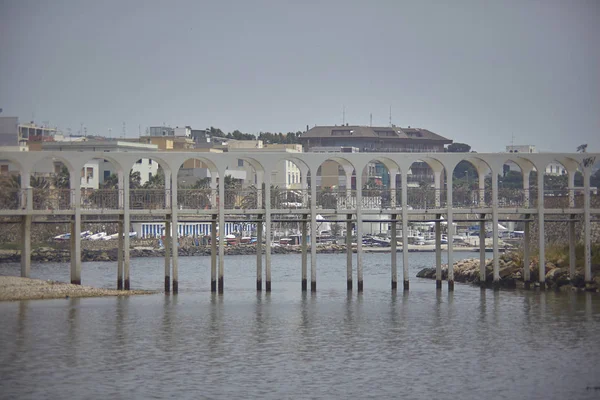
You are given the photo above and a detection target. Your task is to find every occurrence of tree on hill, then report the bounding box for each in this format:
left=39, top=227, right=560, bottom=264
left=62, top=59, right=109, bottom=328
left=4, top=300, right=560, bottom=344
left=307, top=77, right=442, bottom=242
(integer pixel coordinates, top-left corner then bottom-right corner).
left=447, top=143, right=471, bottom=153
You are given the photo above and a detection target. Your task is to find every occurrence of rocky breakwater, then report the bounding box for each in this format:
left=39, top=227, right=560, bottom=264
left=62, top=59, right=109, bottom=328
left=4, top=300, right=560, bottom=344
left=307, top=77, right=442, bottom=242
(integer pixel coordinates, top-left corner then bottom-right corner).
left=417, top=253, right=600, bottom=292
left=0, top=243, right=348, bottom=263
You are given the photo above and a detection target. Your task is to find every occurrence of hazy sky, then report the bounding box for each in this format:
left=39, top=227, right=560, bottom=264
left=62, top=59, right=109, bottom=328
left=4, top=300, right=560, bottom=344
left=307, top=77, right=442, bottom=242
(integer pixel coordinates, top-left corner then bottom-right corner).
left=1, top=0, right=598, bottom=152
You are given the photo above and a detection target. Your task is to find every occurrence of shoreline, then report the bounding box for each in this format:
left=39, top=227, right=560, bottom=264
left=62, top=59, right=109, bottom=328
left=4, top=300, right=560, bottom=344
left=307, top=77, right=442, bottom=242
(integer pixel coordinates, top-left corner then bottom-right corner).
left=0, top=276, right=156, bottom=302
left=0, top=243, right=508, bottom=263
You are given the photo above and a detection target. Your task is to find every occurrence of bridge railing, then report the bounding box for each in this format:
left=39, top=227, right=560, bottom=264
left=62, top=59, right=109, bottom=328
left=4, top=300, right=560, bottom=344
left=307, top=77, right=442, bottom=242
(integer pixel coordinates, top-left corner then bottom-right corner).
left=80, top=189, right=122, bottom=210
left=497, top=188, right=526, bottom=208
left=33, top=189, right=74, bottom=210
left=271, top=189, right=309, bottom=209
left=129, top=189, right=170, bottom=210
left=0, top=188, right=24, bottom=210
left=407, top=187, right=445, bottom=209
left=177, top=188, right=216, bottom=210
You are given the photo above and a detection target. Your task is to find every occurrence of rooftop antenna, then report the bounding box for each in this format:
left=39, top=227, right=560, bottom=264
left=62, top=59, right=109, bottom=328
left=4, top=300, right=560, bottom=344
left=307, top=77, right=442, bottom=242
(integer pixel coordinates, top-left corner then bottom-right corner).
left=138, top=124, right=141, bottom=136
left=370, top=113, right=373, bottom=127
left=511, top=133, right=515, bottom=149
left=389, top=106, right=392, bottom=127
left=108, top=128, right=112, bottom=139
left=122, top=122, right=126, bottom=139
left=342, top=106, right=346, bottom=125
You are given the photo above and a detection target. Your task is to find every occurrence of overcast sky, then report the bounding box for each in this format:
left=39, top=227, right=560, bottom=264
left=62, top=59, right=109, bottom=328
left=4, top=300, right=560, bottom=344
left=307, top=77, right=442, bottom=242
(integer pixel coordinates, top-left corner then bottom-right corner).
left=1, top=0, right=598, bottom=152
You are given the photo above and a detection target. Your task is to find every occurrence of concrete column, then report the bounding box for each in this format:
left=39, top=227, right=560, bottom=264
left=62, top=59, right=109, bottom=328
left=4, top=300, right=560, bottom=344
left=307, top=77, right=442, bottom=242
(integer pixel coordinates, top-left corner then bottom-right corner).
left=492, top=171, right=500, bottom=290
left=401, top=171, right=409, bottom=290
left=210, top=175, right=218, bottom=208
left=434, top=171, right=441, bottom=208
left=164, top=170, right=172, bottom=209
left=256, top=215, right=263, bottom=291
left=537, top=169, right=546, bottom=289
left=211, top=215, right=217, bottom=292
left=346, top=214, right=352, bottom=290
left=479, top=173, right=485, bottom=206
left=446, top=172, right=454, bottom=291
left=479, top=214, right=486, bottom=287
left=256, top=171, right=264, bottom=209
left=391, top=214, right=397, bottom=290
left=117, top=215, right=124, bottom=290
left=70, top=173, right=82, bottom=285
left=264, top=175, right=272, bottom=292
left=218, top=174, right=225, bottom=293
left=171, top=177, right=179, bottom=293
left=355, top=171, right=363, bottom=292
left=164, top=217, right=171, bottom=293
left=117, top=171, right=124, bottom=209
left=20, top=215, right=31, bottom=278
left=435, top=215, right=442, bottom=289
left=583, top=168, right=591, bottom=283
left=123, top=171, right=131, bottom=290
left=310, top=176, right=317, bottom=292
left=523, top=170, right=531, bottom=208
left=568, top=171, right=575, bottom=208
left=389, top=169, right=398, bottom=208
left=301, top=216, right=307, bottom=291
left=20, top=172, right=31, bottom=210
left=569, top=217, right=576, bottom=280
left=523, top=216, right=531, bottom=289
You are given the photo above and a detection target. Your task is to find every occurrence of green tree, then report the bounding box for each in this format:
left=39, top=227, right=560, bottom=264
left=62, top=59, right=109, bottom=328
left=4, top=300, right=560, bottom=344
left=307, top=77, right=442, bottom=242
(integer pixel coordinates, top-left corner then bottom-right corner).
left=447, top=142, right=472, bottom=153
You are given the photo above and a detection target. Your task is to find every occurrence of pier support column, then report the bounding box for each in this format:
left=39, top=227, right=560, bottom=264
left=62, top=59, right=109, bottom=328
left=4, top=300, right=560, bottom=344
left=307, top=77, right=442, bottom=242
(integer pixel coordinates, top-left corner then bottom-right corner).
left=346, top=214, right=352, bottom=290
left=569, top=216, right=576, bottom=280
left=20, top=215, right=31, bottom=278
left=264, top=177, right=272, bottom=293
left=356, top=173, right=364, bottom=292
left=117, top=215, right=124, bottom=290
left=257, top=215, right=263, bottom=291
left=218, top=176, right=225, bottom=294
left=446, top=173, right=455, bottom=292
left=123, top=177, right=131, bottom=290
left=583, top=168, right=591, bottom=284
left=401, top=171, right=409, bottom=290
left=171, top=179, right=179, bottom=294
left=70, top=214, right=82, bottom=285
left=479, top=214, right=486, bottom=288
left=435, top=214, right=442, bottom=289
left=537, top=171, right=546, bottom=290
left=211, top=215, right=217, bottom=292
left=301, top=216, right=307, bottom=291
left=523, top=216, right=531, bottom=289
left=492, top=172, right=500, bottom=291
left=164, top=217, right=171, bottom=293
left=391, top=214, right=397, bottom=290
left=310, top=181, right=317, bottom=292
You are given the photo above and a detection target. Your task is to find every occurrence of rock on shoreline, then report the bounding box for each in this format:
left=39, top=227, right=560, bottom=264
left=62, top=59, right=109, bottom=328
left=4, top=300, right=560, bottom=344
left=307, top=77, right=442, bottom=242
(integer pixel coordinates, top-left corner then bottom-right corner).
left=0, top=276, right=155, bottom=301
left=416, top=254, right=600, bottom=292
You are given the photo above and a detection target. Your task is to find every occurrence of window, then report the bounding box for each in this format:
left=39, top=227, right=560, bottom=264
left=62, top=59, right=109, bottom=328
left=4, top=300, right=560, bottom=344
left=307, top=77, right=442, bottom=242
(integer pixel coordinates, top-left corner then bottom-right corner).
left=0, top=165, right=8, bottom=175
left=238, top=159, right=244, bottom=167
left=149, top=159, right=152, bottom=165
left=149, top=172, right=152, bottom=181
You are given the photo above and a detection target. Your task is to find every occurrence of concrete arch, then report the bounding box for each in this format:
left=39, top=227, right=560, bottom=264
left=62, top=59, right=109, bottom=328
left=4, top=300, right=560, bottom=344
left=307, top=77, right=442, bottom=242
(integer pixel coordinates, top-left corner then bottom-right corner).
left=30, top=154, right=75, bottom=174
left=125, top=155, right=172, bottom=176
left=173, top=156, right=219, bottom=175
left=0, top=154, right=25, bottom=174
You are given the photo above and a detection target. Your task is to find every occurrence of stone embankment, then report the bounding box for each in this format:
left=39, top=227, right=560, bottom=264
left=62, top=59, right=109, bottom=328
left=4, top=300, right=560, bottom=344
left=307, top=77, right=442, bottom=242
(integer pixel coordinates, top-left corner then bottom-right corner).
left=0, top=244, right=349, bottom=263
left=417, top=254, right=600, bottom=292
left=0, top=276, right=154, bottom=301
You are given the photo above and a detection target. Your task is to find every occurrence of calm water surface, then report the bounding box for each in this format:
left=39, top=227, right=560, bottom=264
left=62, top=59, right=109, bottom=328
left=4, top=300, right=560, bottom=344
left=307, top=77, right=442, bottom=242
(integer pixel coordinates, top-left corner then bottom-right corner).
left=1, top=252, right=599, bottom=399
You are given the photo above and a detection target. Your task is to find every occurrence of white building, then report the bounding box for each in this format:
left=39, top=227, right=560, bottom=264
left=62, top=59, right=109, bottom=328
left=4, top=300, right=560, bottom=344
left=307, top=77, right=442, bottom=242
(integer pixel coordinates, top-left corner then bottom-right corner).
left=505, top=145, right=567, bottom=176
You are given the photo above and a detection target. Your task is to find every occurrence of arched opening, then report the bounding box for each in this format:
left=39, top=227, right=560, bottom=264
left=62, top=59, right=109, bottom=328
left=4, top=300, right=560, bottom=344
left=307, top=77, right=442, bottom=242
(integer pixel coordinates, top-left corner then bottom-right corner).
left=451, top=159, right=482, bottom=208
left=315, top=158, right=356, bottom=210
left=269, top=157, right=307, bottom=210
left=541, top=160, right=570, bottom=209
left=80, top=157, right=121, bottom=210
left=359, top=158, right=400, bottom=210
left=222, top=156, right=262, bottom=210
left=30, top=156, right=72, bottom=210
left=0, top=157, right=22, bottom=210
left=406, top=159, right=443, bottom=209
left=128, top=157, right=168, bottom=210
left=177, top=157, right=219, bottom=211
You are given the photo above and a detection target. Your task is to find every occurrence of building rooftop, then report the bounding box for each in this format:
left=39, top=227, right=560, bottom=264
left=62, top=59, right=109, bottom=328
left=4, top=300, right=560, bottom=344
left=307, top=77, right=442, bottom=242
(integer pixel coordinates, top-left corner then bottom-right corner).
left=300, top=125, right=452, bottom=143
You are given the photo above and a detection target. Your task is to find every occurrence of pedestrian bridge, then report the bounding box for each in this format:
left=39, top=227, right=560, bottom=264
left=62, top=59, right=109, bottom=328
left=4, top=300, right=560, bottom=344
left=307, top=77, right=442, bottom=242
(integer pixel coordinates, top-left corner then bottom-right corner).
left=1, top=150, right=597, bottom=293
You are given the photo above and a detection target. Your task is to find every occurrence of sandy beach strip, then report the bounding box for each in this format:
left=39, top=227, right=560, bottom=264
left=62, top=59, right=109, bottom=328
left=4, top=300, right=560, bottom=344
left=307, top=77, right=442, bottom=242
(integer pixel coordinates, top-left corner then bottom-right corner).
left=0, top=276, right=156, bottom=301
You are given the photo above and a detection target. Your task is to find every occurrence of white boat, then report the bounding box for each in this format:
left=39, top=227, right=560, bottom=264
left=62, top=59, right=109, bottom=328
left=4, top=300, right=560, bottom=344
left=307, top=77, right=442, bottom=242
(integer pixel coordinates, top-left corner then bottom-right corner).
left=87, top=232, right=107, bottom=240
